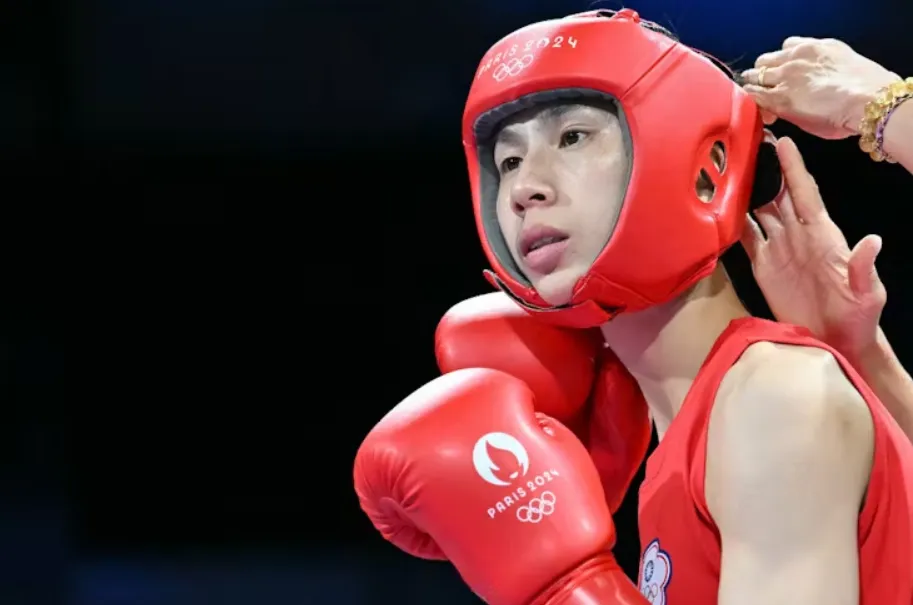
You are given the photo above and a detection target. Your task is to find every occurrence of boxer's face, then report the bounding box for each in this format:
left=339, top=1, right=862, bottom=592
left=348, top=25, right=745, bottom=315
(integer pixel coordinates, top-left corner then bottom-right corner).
left=493, top=102, right=628, bottom=305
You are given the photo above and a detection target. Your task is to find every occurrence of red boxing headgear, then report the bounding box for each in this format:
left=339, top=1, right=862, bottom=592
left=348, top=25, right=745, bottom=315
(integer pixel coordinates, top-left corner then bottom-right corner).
left=463, top=10, right=768, bottom=328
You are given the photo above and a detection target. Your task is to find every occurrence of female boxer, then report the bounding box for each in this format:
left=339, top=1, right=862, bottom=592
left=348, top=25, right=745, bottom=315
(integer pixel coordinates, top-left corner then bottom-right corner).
left=466, top=10, right=913, bottom=604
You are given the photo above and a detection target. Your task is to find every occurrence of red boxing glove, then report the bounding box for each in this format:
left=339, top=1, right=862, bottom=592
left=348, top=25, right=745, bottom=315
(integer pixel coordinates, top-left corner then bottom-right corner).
left=588, top=348, right=653, bottom=513
left=354, top=369, right=647, bottom=605
left=435, top=292, right=602, bottom=426
left=436, top=293, right=651, bottom=513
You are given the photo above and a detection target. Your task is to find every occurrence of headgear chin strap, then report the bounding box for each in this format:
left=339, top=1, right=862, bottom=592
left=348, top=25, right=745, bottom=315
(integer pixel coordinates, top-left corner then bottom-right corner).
left=463, top=9, right=781, bottom=328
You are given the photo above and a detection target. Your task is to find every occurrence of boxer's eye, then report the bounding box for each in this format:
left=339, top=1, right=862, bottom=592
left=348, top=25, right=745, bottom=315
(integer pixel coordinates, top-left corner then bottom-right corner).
left=499, top=157, right=521, bottom=173
left=559, top=130, right=587, bottom=147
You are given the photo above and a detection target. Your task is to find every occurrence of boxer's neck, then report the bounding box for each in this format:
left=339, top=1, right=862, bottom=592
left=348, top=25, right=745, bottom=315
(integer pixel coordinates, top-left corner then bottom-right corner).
left=599, top=266, right=749, bottom=439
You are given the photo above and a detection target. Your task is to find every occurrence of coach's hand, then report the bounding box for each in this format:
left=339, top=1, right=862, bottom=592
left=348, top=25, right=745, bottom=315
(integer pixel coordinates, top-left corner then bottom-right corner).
left=741, top=137, right=886, bottom=363
left=741, top=37, right=899, bottom=139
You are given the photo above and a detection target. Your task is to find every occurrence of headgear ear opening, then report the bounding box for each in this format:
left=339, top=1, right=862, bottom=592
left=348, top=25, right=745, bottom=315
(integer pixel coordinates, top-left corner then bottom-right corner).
left=592, top=9, right=778, bottom=213
left=689, top=41, right=781, bottom=212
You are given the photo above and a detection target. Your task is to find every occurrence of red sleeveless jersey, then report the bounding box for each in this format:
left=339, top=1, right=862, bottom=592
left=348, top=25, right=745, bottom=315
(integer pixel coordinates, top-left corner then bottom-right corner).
left=637, top=317, right=913, bottom=604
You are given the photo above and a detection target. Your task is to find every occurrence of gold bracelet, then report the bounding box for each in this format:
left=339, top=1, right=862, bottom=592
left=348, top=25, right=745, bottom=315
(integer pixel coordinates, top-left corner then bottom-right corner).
left=859, top=77, right=913, bottom=163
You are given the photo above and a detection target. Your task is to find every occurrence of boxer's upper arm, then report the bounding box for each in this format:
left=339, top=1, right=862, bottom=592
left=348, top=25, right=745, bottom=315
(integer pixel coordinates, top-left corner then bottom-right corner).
left=706, top=343, right=873, bottom=605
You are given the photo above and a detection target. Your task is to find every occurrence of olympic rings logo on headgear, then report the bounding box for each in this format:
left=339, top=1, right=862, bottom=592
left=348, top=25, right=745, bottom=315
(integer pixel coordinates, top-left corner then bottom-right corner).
left=516, top=491, right=556, bottom=523
left=492, top=54, right=534, bottom=82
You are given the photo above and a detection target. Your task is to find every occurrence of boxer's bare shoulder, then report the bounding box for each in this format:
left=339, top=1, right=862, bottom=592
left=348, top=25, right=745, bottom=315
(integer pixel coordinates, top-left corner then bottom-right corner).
left=704, top=342, right=874, bottom=604
left=706, top=341, right=873, bottom=530
left=715, top=341, right=874, bottom=443
left=709, top=341, right=874, bottom=477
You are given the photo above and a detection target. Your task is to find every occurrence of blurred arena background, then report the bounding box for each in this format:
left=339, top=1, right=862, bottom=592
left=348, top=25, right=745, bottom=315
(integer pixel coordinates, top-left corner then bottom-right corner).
left=1, top=0, right=910, bottom=603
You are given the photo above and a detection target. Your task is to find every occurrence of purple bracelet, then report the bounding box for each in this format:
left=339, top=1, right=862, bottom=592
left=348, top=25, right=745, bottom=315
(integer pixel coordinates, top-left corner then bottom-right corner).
left=875, top=94, right=912, bottom=162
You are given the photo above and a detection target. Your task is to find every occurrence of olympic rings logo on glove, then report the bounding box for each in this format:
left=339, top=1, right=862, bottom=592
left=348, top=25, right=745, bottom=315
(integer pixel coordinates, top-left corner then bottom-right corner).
left=516, top=491, right=556, bottom=523
left=492, top=55, right=534, bottom=82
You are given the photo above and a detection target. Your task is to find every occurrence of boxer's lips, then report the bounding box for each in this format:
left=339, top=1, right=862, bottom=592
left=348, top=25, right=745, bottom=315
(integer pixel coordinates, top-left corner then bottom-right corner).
left=519, top=226, right=569, bottom=275
left=519, top=226, right=569, bottom=258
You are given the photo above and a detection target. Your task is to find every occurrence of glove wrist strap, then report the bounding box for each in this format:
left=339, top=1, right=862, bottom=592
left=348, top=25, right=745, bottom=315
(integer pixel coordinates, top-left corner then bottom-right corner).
left=529, top=553, right=646, bottom=605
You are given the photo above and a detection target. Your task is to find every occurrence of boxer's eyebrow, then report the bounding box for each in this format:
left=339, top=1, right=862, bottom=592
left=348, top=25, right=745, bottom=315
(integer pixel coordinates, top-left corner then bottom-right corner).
left=495, top=127, right=524, bottom=148
left=542, top=105, right=580, bottom=122
left=494, top=104, right=590, bottom=147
